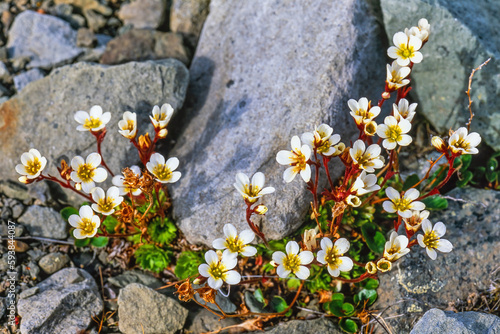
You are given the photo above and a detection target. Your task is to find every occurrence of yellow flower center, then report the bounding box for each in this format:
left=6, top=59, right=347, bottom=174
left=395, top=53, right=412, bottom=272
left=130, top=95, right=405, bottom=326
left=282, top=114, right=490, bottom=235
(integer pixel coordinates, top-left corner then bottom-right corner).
left=98, top=197, right=115, bottom=213
left=423, top=231, right=439, bottom=249
left=283, top=254, right=301, bottom=272
left=386, top=246, right=400, bottom=256
left=152, top=165, right=172, bottom=181
left=243, top=184, right=261, bottom=200
left=125, top=120, right=135, bottom=132
left=154, top=112, right=167, bottom=121
left=225, top=237, right=245, bottom=253
left=84, top=117, right=102, bottom=130
left=77, top=164, right=95, bottom=182
left=208, top=262, right=226, bottom=280
left=392, top=197, right=413, bottom=212
left=325, top=246, right=341, bottom=267
left=79, top=218, right=96, bottom=235
left=386, top=125, right=403, bottom=142
left=397, top=45, right=414, bottom=59
left=292, top=151, right=308, bottom=172
left=25, top=157, right=42, bottom=176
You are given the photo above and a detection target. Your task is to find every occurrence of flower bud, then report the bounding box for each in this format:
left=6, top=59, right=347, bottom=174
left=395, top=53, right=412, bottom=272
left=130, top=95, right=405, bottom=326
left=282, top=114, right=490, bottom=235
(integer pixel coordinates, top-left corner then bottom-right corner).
left=138, top=133, right=152, bottom=151
left=158, top=128, right=168, bottom=138
left=365, top=261, right=377, bottom=274
left=254, top=204, right=268, bottom=215
left=330, top=142, right=346, bottom=157
left=346, top=195, right=361, bottom=207
left=376, top=258, right=392, bottom=272
left=431, top=136, right=447, bottom=153
left=192, top=278, right=201, bottom=285
left=364, top=121, right=377, bottom=136
left=382, top=91, right=391, bottom=100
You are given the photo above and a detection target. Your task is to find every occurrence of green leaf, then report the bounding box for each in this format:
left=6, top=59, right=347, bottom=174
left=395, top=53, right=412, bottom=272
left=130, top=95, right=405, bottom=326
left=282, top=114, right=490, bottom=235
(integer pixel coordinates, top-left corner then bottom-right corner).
left=360, top=223, right=385, bottom=254
left=90, top=236, right=109, bottom=248
left=134, top=244, right=172, bottom=273
left=487, top=157, right=499, bottom=171
left=342, top=302, right=355, bottom=316
left=148, top=217, right=177, bottom=246
left=421, top=195, right=448, bottom=210
left=354, top=289, right=378, bottom=306
left=245, top=291, right=266, bottom=313
left=340, top=318, right=358, bottom=333
left=362, top=278, right=379, bottom=290
left=102, top=215, right=119, bottom=234
left=456, top=170, right=473, bottom=188
left=402, top=174, right=420, bottom=191
left=485, top=171, right=498, bottom=183
left=254, top=289, right=268, bottom=307
left=270, top=296, right=292, bottom=316
left=60, top=207, right=79, bottom=221
left=74, top=237, right=90, bottom=247
left=174, top=251, right=203, bottom=280
left=326, top=293, right=345, bottom=317
left=455, top=154, right=472, bottom=170
left=287, top=278, right=301, bottom=290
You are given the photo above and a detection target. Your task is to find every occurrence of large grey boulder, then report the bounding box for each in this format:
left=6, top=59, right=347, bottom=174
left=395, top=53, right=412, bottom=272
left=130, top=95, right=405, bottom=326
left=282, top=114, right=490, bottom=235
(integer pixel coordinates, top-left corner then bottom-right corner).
left=170, top=0, right=210, bottom=47
left=0, top=59, right=188, bottom=203
left=411, top=308, right=500, bottom=334
left=7, top=11, right=84, bottom=69
left=18, top=268, right=103, bottom=334
left=374, top=188, right=500, bottom=333
left=381, top=0, right=500, bottom=150
left=169, top=0, right=386, bottom=246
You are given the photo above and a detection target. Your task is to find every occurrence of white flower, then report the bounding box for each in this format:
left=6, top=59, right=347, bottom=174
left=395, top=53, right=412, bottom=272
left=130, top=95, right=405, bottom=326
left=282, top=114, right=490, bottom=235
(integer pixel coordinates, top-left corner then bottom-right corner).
left=150, top=103, right=174, bottom=130
left=393, top=99, right=417, bottom=122
left=351, top=170, right=380, bottom=196
left=376, top=258, right=392, bottom=272
left=146, top=153, right=181, bottom=183
left=383, top=187, right=425, bottom=218
left=91, top=186, right=123, bottom=216
left=383, top=231, right=410, bottom=261
left=376, top=116, right=412, bottom=150
left=272, top=241, right=313, bottom=280
left=386, top=61, right=411, bottom=91
left=68, top=205, right=101, bottom=239
left=198, top=250, right=241, bottom=289
left=74, top=105, right=111, bottom=132
left=349, top=140, right=384, bottom=172
left=118, top=111, right=137, bottom=139
left=405, top=18, right=430, bottom=43
left=348, top=97, right=381, bottom=126
left=346, top=194, right=361, bottom=207
left=403, top=210, right=430, bottom=233
left=15, top=148, right=47, bottom=180
left=431, top=136, right=448, bottom=153
left=212, top=223, right=257, bottom=257
left=387, top=31, right=423, bottom=66
left=233, top=172, right=275, bottom=203
left=276, top=136, right=312, bottom=183
left=112, top=165, right=142, bottom=196
left=316, top=238, right=353, bottom=277
left=70, top=153, right=108, bottom=193
left=303, top=227, right=319, bottom=251
left=448, top=127, right=481, bottom=155
left=301, top=124, right=341, bottom=156
left=417, top=220, right=453, bottom=260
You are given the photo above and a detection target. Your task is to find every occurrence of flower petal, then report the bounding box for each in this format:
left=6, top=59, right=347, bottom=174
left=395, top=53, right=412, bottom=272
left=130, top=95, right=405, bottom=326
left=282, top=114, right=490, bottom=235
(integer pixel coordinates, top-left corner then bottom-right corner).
left=338, top=257, right=353, bottom=272
left=276, top=265, right=291, bottom=278
left=239, top=229, right=255, bottom=244
left=212, top=238, right=226, bottom=250
left=198, top=263, right=210, bottom=277
left=298, top=251, right=314, bottom=265
left=208, top=277, right=223, bottom=290
left=224, top=270, right=241, bottom=285
left=320, top=237, right=333, bottom=250
left=436, top=239, right=453, bottom=253
left=86, top=153, right=102, bottom=168
left=295, top=266, right=310, bottom=280
left=272, top=251, right=286, bottom=265
left=204, top=250, right=218, bottom=265
left=251, top=172, right=265, bottom=189
left=334, top=238, right=350, bottom=254
left=223, top=223, right=237, bottom=239
left=286, top=241, right=300, bottom=255
left=283, top=167, right=297, bottom=183
left=426, top=247, right=437, bottom=260
left=433, top=221, right=446, bottom=237
left=240, top=246, right=257, bottom=257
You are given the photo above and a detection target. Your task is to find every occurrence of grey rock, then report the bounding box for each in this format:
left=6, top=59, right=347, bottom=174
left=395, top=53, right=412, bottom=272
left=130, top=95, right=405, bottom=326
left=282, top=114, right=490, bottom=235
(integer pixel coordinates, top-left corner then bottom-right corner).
left=54, top=0, right=112, bottom=17
left=13, top=68, right=45, bottom=92
left=0, top=61, right=10, bottom=82
left=381, top=0, right=500, bottom=150
left=27, top=249, right=47, bottom=262
left=10, top=56, right=30, bottom=72
left=186, top=309, right=240, bottom=333
left=118, top=283, right=188, bottom=334
left=170, top=0, right=210, bottom=48
left=0, top=180, right=30, bottom=200
left=18, top=268, right=103, bottom=334
left=18, top=205, right=67, bottom=239
left=77, top=33, right=112, bottom=62
left=0, top=82, right=9, bottom=97
left=108, top=270, right=164, bottom=289
left=375, top=188, right=500, bottom=333
left=0, top=256, right=8, bottom=272
left=0, top=60, right=189, bottom=204
left=154, top=32, right=191, bottom=65
left=410, top=308, right=500, bottom=334
left=194, top=290, right=237, bottom=314
left=19, top=287, right=40, bottom=300
left=170, top=0, right=386, bottom=246
left=25, top=261, right=40, bottom=280
left=76, top=28, right=97, bottom=48
left=251, top=318, right=341, bottom=333
left=84, top=9, right=107, bottom=32
left=38, top=252, right=70, bottom=274
left=7, top=11, right=83, bottom=69
left=118, top=0, right=167, bottom=30
left=0, top=298, right=5, bottom=320
left=11, top=202, right=24, bottom=218
left=0, top=47, right=7, bottom=61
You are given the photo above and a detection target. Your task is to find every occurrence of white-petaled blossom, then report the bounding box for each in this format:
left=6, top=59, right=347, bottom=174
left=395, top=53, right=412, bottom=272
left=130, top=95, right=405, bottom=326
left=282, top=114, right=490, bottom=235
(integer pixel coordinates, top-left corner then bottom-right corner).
left=387, top=31, right=423, bottom=66
left=301, top=124, right=342, bottom=156
left=146, top=153, right=181, bottom=183
left=212, top=223, right=257, bottom=257
left=383, top=231, right=410, bottom=261
left=431, top=136, right=448, bottom=153
left=276, top=136, right=312, bottom=183
left=346, top=194, right=361, bottom=207
left=349, top=140, right=384, bottom=172
left=91, top=186, right=123, bottom=216
left=405, top=18, right=430, bottom=43
left=376, top=115, right=412, bottom=150
left=348, top=97, right=381, bottom=126
left=383, top=187, right=425, bottom=218
left=386, top=60, right=411, bottom=91
left=448, top=127, right=481, bottom=155
left=150, top=103, right=174, bottom=130
left=68, top=205, right=100, bottom=239
left=376, top=258, right=392, bottom=272
left=272, top=241, right=313, bottom=280
left=15, top=149, right=47, bottom=182
left=233, top=172, right=275, bottom=203
left=118, top=111, right=137, bottom=139
left=303, top=227, right=319, bottom=251
left=403, top=210, right=430, bottom=233
left=112, top=165, right=142, bottom=196
left=316, top=238, right=353, bottom=277
left=393, top=98, right=417, bottom=122
left=70, top=153, right=108, bottom=193
left=74, top=105, right=111, bottom=132
left=351, top=170, right=381, bottom=196
left=198, top=250, right=241, bottom=290
left=417, top=220, right=453, bottom=260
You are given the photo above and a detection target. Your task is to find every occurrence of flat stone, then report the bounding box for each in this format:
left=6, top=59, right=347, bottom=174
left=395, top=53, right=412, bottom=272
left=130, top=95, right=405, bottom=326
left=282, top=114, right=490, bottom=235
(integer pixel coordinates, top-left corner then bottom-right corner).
left=54, top=0, right=112, bottom=16
left=7, top=11, right=83, bottom=69
left=76, top=28, right=97, bottom=48
left=186, top=308, right=240, bottom=333
left=0, top=180, right=29, bottom=200
left=169, top=0, right=386, bottom=246
left=0, top=60, right=189, bottom=204
left=107, top=270, right=164, bottom=289
left=18, top=268, right=103, bottom=334
left=18, top=205, right=68, bottom=239
left=154, top=32, right=191, bottom=65
left=38, top=252, right=70, bottom=274
left=411, top=308, right=500, bottom=334
left=375, top=188, right=500, bottom=333
left=118, top=283, right=188, bottom=334
left=170, top=0, right=210, bottom=47
left=0, top=61, right=10, bottom=82
left=250, top=318, right=341, bottom=333
left=381, top=0, right=500, bottom=150
left=118, top=0, right=167, bottom=30
left=13, top=68, right=45, bottom=92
